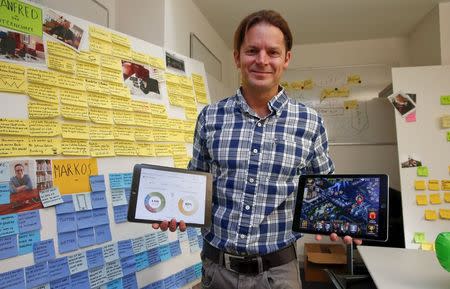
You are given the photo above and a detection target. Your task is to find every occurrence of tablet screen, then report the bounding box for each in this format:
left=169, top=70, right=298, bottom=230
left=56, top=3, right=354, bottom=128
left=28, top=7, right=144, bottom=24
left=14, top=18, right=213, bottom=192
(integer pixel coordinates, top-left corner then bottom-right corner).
left=293, top=174, right=388, bottom=241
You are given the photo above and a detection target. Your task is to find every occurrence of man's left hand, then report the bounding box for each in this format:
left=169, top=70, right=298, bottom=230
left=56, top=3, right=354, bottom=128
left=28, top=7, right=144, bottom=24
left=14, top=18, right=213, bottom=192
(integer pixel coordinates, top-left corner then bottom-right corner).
left=315, top=233, right=362, bottom=245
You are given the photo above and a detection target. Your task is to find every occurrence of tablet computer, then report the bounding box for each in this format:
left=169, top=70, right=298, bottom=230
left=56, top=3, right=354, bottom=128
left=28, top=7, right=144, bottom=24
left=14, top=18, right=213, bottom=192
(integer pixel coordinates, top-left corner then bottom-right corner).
left=293, top=174, right=389, bottom=241
left=127, top=164, right=213, bottom=227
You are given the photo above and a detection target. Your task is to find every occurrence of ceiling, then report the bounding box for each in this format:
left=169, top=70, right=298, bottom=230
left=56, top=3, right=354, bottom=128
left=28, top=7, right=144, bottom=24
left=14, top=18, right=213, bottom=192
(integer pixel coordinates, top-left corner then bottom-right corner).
left=192, top=0, right=449, bottom=49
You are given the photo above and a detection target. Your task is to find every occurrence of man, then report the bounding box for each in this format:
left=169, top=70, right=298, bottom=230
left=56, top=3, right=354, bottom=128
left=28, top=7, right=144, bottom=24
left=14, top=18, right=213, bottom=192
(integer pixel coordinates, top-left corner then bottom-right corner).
left=154, top=10, right=361, bottom=288
left=10, top=163, right=33, bottom=193
left=49, top=20, right=75, bottom=45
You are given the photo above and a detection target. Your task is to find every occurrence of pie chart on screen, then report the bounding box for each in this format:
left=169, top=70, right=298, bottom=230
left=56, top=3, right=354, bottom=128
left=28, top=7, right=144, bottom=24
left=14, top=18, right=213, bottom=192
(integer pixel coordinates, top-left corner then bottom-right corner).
left=145, top=192, right=166, bottom=213
left=178, top=196, right=198, bottom=216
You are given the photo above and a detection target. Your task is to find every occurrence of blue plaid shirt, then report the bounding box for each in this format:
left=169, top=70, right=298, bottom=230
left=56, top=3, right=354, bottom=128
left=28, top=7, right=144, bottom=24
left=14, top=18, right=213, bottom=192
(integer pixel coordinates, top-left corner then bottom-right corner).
left=188, top=88, right=334, bottom=255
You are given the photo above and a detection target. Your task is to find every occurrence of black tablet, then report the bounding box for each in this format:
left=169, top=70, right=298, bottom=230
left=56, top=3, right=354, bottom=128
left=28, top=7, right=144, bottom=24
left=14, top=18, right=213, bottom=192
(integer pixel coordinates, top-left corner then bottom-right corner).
left=127, top=164, right=213, bottom=227
left=293, top=174, right=389, bottom=241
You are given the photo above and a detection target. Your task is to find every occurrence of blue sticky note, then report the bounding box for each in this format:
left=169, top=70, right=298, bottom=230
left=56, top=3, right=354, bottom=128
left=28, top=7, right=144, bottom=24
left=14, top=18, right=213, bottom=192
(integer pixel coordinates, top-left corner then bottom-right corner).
left=147, top=248, right=161, bottom=266
left=122, top=273, right=138, bottom=289
left=92, top=208, right=109, bottom=226
left=0, top=183, right=10, bottom=205
left=55, top=196, right=75, bottom=215
left=70, top=271, right=90, bottom=289
left=90, top=175, right=106, bottom=192
left=18, top=210, right=41, bottom=233
left=197, top=235, right=204, bottom=248
left=0, top=268, right=25, bottom=289
left=95, top=224, right=112, bottom=244
left=33, top=239, right=56, bottom=263
left=86, top=247, right=104, bottom=269
left=123, top=173, right=132, bottom=189
left=120, top=255, right=137, bottom=276
left=0, top=234, right=18, bottom=260
left=184, top=266, right=197, bottom=283
left=174, top=271, right=186, bottom=288
left=113, top=205, right=128, bottom=223
left=48, top=257, right=70, bottom=282
left=194, top=262, right=202, bottom=278
left=25, top=262, right=49, bottom=289
left=56, top=213, right=76, bottom=233
left=134, top=252, right=149, bottom=271
left=77, top=227, right=95, bottom=248
left=49, top=276, right=70, bottom=289
left=118, top=239, right=133, bottom=258
left=156, top=231, right=169, bottom=244
left=109, top=174, right=125, bottom=189
left=158, top=244, right=171, bottom=261
left=91, top=191, right=108, bottom=209
left=58, top=231, right=77, bottom=254
left=76, top=210, right=93, bottom=229
left=169, top=240, right=182, bottom=257
left=163, top=275, right=177, bottom=289
left=18, top=230, right=40, bottom=255
left=186, top=227, right=197, bottom=238
left=106, top=278, right=123, bottom=289
left=143, top=280, right=164, bottom=289
left=0, top=214, right=19, bottom=237
left=124, top=188, right=131, bottom=203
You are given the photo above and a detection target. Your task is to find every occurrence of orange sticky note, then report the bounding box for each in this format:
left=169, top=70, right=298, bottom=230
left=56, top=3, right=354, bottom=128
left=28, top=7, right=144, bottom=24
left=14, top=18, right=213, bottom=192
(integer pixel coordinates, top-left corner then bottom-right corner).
left=428, top=180, right=439, bottom=191
left=429, top=193, right=442, bottom=204
left=416, top=195, right=428, bottom=205
left=424, top=210, right=437, bottom=221
left=52, top=158, right=98, bottom=195
left=415, top=180, right=426, bottom=190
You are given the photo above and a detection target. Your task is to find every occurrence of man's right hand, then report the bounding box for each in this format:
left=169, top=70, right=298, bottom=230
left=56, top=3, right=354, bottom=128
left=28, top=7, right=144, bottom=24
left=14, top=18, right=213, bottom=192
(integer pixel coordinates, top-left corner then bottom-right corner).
left=152, top=218, right=186, bottom=232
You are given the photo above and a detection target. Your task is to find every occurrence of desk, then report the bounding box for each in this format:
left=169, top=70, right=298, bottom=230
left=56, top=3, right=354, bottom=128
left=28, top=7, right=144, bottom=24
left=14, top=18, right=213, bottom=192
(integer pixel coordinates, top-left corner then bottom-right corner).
left=358, top=246, right=450, bottom=289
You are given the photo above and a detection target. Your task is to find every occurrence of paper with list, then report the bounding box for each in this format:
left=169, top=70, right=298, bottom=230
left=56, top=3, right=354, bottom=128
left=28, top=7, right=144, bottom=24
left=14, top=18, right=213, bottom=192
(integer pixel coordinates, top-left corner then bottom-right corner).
left=39, top=187, right=64, bottom=207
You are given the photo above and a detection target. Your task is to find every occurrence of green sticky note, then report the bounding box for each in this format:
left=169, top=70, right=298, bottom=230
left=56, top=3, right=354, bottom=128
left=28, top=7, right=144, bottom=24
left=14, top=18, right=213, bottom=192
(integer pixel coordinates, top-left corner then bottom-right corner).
left=441, top=95, right=450, bottom=105
left=417, top=166, right=429, bottom=177
left=0, top=0, right=43, bottom=37
left=447, top=131, right=450, bottom=142
left=414, top=232, right=426, bottom=243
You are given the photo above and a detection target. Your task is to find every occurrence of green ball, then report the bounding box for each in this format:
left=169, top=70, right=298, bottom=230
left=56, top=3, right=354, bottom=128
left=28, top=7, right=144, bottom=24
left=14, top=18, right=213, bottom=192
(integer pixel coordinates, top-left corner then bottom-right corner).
left=435, top=232, right=450, bottom=272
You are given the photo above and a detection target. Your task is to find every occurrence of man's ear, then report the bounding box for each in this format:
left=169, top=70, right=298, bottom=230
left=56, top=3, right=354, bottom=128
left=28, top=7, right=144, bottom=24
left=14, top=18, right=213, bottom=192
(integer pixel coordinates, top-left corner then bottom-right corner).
left=283, top=50, right=292, bottom=69
left=233, top=50, right=240, bottom=68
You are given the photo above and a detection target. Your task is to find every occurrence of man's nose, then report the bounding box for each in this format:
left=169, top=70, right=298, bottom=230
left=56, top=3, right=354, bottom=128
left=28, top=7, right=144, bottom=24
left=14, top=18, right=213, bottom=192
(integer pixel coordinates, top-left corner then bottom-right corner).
left=255, top=51, right=269, bottom=64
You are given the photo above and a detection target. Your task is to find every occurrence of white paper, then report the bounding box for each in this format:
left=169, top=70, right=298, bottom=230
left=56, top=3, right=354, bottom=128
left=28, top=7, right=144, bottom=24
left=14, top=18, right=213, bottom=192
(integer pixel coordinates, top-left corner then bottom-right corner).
left=72, top=192, right=93, bottom=211
left=39, top=187, right=64, bottom=207
left=111, top=188, right=127, bottom=206
left=68, top=252, right=88, bottom=275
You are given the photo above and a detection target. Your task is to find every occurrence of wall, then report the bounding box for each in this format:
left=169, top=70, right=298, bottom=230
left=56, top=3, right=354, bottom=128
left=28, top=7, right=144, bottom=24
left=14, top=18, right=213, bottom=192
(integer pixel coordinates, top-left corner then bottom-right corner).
left=407, top=5, right=441, bottom=66
left=439, top=2, right=450, bottom=65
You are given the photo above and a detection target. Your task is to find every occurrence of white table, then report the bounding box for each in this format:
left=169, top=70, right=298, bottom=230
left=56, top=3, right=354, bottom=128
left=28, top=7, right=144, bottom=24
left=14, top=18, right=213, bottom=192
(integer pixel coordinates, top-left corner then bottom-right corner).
left=357, top=246, right=450, bottom=289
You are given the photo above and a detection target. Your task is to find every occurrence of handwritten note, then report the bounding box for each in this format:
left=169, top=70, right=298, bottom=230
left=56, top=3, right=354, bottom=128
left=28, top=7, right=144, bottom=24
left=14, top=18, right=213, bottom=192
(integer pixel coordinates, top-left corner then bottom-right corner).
left=40, top=187, right=64, bottom=207
left=111, top=33, right=131, bottom=47
left=0, top=118, right=29, bottom=136
left=416, top=194, right=428, bottom=205
left=60, top=88, right=88, bottom=107
left=0, top=62, right=26, bottom=93
left=100, top=54, right=122, bottom=71
left=29, top=120, right=60, bottom=137
left=114, top=141, right=137, bottom=155
left=90, top=140, right=115, bottom=157
left=29, top=137, right=61, bottom=156
left=48, top=54, right=76, bottom=74
left=89, top=107, right=114, bottom=124
left=47, top=41, right=77, bottom=59
left=27, top=68, right=57, bottom=86
left=87, top=92, right=112, bottom=109
left=27, top=82, right=59, bottom=103
left=68, top=252, right=88, bottom=274
left=28, top=102, right=60, bottom=119
left=414, top=180, right=426, bottom=190
left=90, top=125, right=114, bottom=140
left=429, top=193, right=442, bottom=204
left=33, top=239, right=56, bottom=263
left=112, top=110, right=135, bottom=125
left=90, top=37, right=112, bottom=54
left=113, top=126, right=135, bottom=141
left=61, top=123, right=90, bottom=139
left=424, top=209, right=437, bottom=221
left=52, top=158, right=98, bottom=194
left=61, top=105, right=89, bottom=121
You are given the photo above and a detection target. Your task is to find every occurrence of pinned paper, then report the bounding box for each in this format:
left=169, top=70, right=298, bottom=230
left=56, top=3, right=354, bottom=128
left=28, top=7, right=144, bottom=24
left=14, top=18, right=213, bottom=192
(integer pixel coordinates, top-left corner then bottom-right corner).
left=416, top=194, right=428, bottom=205
left=442, top=180, right=450, bottom=190
left=68, top=252, right=88, bottom=274
left=429, top=193, right=442, bottom=204
left=27, top=83, right=59, bottom=103
left=413, top=232, right=426, bottom=243
left=0, top=234, right=18, bottom=259
left=40, top=187, right=64, bottom=207
left=428, top=180, right=440, bottom=191
left=58, top=231, right=77, bottom=253
left=347, top=75, right=362, bottom=84
left=416, top=166, right=428, bottom=177
left=18, top=210, right=41, bottom=233
left=33, top=239, right=56, bottom=263
left=421, top=242, right=435, bottom=251
left=28, top=102, right=60, bottom=119
left=440, top=95, right=450, bottom=105
left=73, top=193, right=93, bottom=211
left=439, top=209, right=450, bottom=219
left=343, top=100, right=358, bottom=110
left=414, top=180, right=426, bottom=190
left=405, top=111, right=416, bottom=122
left=444, top=192, right=450, bottom=203
left=24, top=262, right=49, bottom=288
left=52, top=158, right=98, bottom=195
left=0, top=62, right=27, bottom=93
left=424, top=209, right=437, bottom=220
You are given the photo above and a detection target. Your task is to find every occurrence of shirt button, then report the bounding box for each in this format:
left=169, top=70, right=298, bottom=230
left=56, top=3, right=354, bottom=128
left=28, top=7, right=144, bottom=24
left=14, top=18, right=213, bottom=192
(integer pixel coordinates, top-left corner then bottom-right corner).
left=248, top=177, right=254, bottom=183
left=245, top=205, right=250, bottom=210
left=240, top=234, right=246, bottom=239
left=257, top=122, right=262, bottom=127
left=252, top=148, right=258, bottom=154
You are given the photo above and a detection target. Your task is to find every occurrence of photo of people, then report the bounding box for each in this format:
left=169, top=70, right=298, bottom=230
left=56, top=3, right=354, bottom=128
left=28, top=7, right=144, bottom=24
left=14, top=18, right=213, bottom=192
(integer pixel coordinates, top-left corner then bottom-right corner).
left=401, top=154, right=423, bottom=168
left=388, top=93, right=416, bottom=116
left=9, top=162, right=33, bottom=193
left=43, top=10, right=84, bottom=50
left=122, top=61, right=160, bottom=96
left=0, top=28, right=45, bottom=64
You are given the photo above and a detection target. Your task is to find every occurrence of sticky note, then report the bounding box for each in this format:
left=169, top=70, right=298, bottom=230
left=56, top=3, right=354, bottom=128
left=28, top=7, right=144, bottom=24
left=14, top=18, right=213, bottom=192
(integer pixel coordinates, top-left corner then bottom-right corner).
left=144, top=233, right=158, bottom=250
left=444, top=192, right=450, bottom=203
left=103, top=243, right=119, bottom=263
left=405, top=111, right=416, bottom=122
left=158, top=244, right=171, bottom=261
left=416, top=194, right=428, bottom=205
left=442, top=180, right=450, bottom=191
left=147, top=280, right=164, bottom=289
left=414, top=180, right=426, bottom=190
left=147, top=248, right=161, bottom=266
left=122, top=273, right=138, bottom=289
left=88, top=266, right=107, bottom=288
left=89, top=175, right=106, bottom=192
left=163, top=275, right=177, bottom=289
left=92, top=208, right=109, bottom=226
left=157, top=231, right=169, bottom=245
left=111, top=33, right=130, bottom=47
left=49, top=276, right=70, bottom=289
left=169, top=240, right=182, bottom=257
left=440, top=95, right=450, bottom=105
left=90, top=140, right=116, bottom=157
left=58, top=231, right=77, bottom=254
left=18, top=230, right=41, bottom=255
left=0, top=183, right=10, bottom=205
left=48, top=257, right=70, bottom=281
left=33, top=239, right=55, bottom=263
left=105, top=260, right=123, bottom=282
left=70, top=271, right=90, bottom=288
left=0, top=268, right=25, bottom=289
left=177, top=229, right=188, bottom=242
left=174, top=271, right=187, bottom=288
left=421, top=242, right=435, bottom=251
left=447, top=131, right=450, bottom=142
left=416, top=166, right=428, bottom=177
left=89, top=107, right=114, bottom=124
left=118, top=239, right=134, bottom=258
left=73, top=193, right=93, bottom=211
left=61, top=139, right=89, bottom=156
left=48, top=54, right=76, bottom=74
left=198, top=235, right=204, bottom=248
left=113, top=205, right=128, bottom=223
left=135, top=252, right=150, bottom=271
left=55, top=196, right=75, bottom=214
left=111, top=188, right=127, bottom=206
left=440, top=209, right=450, bottom=219
left=47, top=41, right=77, bottom=59
left=95, top=224, right=112, bottom=244
left=60, top=88, right=88, bottom=107
left=25, top=262, right=49, bottom=289
left=424, top=209, right=437, bottom=220
left=91, top=191, right=108, bottom=209
left=68, top=252, right=88, bottom=274
left=194, top=262, right=202, bottom=278
left=120, top=255, right=137, bottom=276
left=29, top=120, right=61, bottom=137
left=29, top=137, right=61, bottom=156
left=0, top=214, right=19, bottom=237
left=123, top=173, right=132, bottom=188
left=428, top=180, right=440, bottom=191
left=90, top=124, right=114, bottom=140
left=86, top=247, right=105, bottom=269
left=184, top=266, right=197, bottom=283
left=125, top=188, right=131, bottom=203
left=39, top=187, right=64, bottom=207
left=76, top=210, right=94, bottom=229
left=77, top=227, right=95, bottom=248
left=0, top=234, right=18, bottom=259
left=28, top=102, right=59, bottom=119
left=429, top=193, right=442, bottom=204
left=131, top=236, right=146, bottom=255
left=0, top=62, right=26, bottom=93
left=18, top=210, right=41, bottom=233
left=106, top=278, right=123, bottom=289
left=109, top=173, right=125, bottom=189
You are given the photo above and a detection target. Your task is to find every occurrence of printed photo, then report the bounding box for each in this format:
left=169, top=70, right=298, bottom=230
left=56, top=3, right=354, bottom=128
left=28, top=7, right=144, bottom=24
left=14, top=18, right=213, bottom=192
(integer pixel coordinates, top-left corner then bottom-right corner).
left=43, top=10, right=84, bottom=50
left=166, top=52, right=185, bottom=72
left=122, top=61, right=160, bottom=96
left=388, top=92, right=416, bottom=117
left=400, top=154, right=423, bottom=168
left=0, top=28, right=45, bottom=64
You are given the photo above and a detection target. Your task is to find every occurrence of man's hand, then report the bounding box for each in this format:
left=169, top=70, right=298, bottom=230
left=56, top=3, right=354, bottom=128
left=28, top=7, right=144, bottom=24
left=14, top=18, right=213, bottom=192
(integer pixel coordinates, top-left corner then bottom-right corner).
left=315, top=233, right=362, bottom=245
left=152, top=218, right=187, bottom=232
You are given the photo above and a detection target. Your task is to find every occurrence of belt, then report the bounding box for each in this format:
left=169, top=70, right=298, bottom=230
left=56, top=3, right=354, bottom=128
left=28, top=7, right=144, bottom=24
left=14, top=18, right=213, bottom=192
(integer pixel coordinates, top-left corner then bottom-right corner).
left=202, top=241, right=296, bottom=275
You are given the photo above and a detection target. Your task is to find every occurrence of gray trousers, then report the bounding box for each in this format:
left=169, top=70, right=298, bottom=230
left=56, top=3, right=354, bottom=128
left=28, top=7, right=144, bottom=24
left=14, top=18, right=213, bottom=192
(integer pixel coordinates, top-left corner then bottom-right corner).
left=200, top=252, right=302, bottom=289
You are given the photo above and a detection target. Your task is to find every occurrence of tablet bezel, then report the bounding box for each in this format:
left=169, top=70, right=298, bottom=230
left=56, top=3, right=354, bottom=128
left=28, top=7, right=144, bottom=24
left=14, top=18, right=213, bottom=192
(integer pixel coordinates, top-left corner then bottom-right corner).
left=127, top=164, right=213, bottom=227
left=292, top=174, right=389, bottom=241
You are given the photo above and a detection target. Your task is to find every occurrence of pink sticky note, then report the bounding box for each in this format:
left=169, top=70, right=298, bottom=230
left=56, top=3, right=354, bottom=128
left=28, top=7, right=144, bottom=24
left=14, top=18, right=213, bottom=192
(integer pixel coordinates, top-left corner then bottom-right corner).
left=406, top=111, right=416, bottom=122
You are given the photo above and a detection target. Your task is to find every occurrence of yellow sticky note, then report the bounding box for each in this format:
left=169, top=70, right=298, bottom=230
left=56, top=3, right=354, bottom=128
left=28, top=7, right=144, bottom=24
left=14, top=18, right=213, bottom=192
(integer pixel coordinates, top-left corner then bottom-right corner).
left=195, top=90, right=208, bottom=104
left=89, top=124, right=114, bottom=140
left=113, top=111, right=135, bottom=125
left=421, top=242, right=435, bottom=251
left=134, top=128, right=154, bottom=142
left=415, top=180, right=426, bottom=190
left=111, top=33, right=130, bottom=47
left=344, top=100, right=359, bottom=110
left=131, top=50, right=147, bottom=64
left=113, top=126, right=135, bottom=141
left=0, top=61, right=27, bottom=93
left=52, top=158, right=98, bottom=194
left=87, top=92, right=111, bottom=109
left=168, top=93, right=184, bottom=107
left=413, top=232, right=426, bottom=243
left=439, top=209, right=450, bottom=220
left=151, top=117, right=168, bottom=129
left=442, top=180, right=450, bottom=190
left=89, top=107, right=114, bottom=124
left=131, top=100, right=151, bottom=113
left=29, top=120, right=61, bottom=137
left=61, top=123, right=90, bottom=140
left=0, top=119, right=29, bottom=136
left=60, top=89, right=88, bottom=107
left=153, top=129, right=169, bottom=142
left=85, top=79, right=110, bottom=94
left=46, top=41, right=76, bottom=59
left=61, top=105, right=89, bottom=121
left=56, top=74, right=86, bottom=91
left=167, top=119, right=184, bottom=130
left=444, top=192, right=450, bottom=203
left=134, top=113, right=152, bottom=127
left=90, top=37, right=112, bottom=55
left=109, top=85, right=130, bottom=99
left=416, top=194, right=428, bottom=205
left=47, top=54, right=76, bottom=74
left=149, top=103, right=168, bottom=117
left=28, top=102, right=60, bottom=119
left=167, top=131, right=185, bottom=142
left=440, top=115, right=450, bottom=128
left=428, top=180, right=440, bottom=191
left=171, top=144, right=187, bottom=156
left=29, top=138, right=61, bottom=156
left=76, top=62, right=101, bottom=79
left=77, top=51, right=101, bottom=66
left=184, top=132, right=194, bottom=143
left=347, top=75, right=361, bottom=85
left=136, top=142, right=155, bottom=156
left=112, top=43, right=131, bottom=60
left=110, top=95, right=132, bottom=111
left=100, top=54, right=122, bottom=71
left=27, top=68, right=57, bottom=86
left=60, top=139, right=90, bottom=156
left=89, top=140, right=115, bottom=157
left=424, top=209, right=437, bottom=221
left=148, top=56, right=165, bottom=69
left=114, top=140, right=137, bottom=155
left=429, top=193, right=442, bottom=204
left=0, top=136, right=29, bottom=156
left=173, top=155, right=191, bottom=169
left=100, top=67, right=123, bottom=83
left=183, top=120, right=196, bottom=132
left=89, top=26, right=112, bottom=42
left=154, top=144, right=172, bottom=156
left=27, top=83, right=59, bottom=104
left=185, top=107, right=198, bottom=120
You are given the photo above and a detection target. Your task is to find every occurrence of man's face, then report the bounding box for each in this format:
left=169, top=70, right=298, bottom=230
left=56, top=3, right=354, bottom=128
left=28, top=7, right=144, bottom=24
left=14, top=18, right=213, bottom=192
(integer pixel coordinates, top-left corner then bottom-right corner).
left=15, top=165, right=24, bottom=179
left=234, top=23, right=291, bottom=94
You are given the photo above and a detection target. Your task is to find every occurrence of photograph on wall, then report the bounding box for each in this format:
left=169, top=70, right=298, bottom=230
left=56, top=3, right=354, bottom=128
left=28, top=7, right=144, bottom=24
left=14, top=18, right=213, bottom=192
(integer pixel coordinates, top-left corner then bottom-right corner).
left=388, top=92, right=416, bottom=117
left=400, top=154, right=423, bottom=168
left=122, top=60, right=160, bottom=96
left=166, top=52, right=185, bottom=72
left=43, top=10, right=84, bottom=50
left=0, top=28, right=45, bottom=64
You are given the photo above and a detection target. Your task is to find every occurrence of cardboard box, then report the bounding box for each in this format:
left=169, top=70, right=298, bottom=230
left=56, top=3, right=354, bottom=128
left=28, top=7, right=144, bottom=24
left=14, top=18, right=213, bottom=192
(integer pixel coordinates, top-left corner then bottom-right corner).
left=303, top=243, right=348, bottom=282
